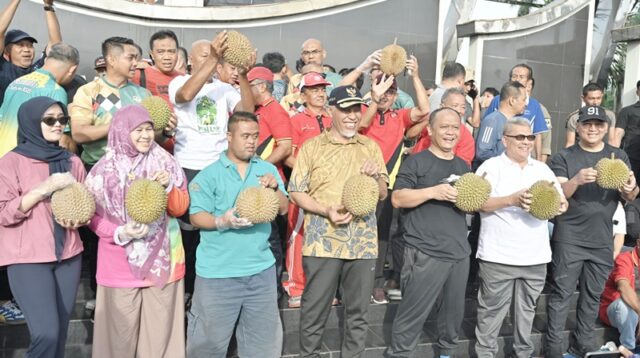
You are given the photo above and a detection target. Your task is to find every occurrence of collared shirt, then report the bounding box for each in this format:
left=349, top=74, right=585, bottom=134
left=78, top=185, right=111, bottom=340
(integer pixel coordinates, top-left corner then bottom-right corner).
left=70, top=77, right=151, bottom=165
left=290, top=107, right=332, bottom=155
left=288, top=131, right=388, bottom=259
left=476, top=153, right=562, bottom=266
left=0, top=68, right=67, bottom=156
left=599, top=249, right=639, bottom=325
left=189, top=151, right=287, bottom=278
left=360, top=106, right=412, bottom=188
left=0, top=152, right=85, bottom=266
left=168, top=75, right=240, bottom=170
left=484, top=95, right=548, bottom=134
left=255, top=97, right=292, bottom=180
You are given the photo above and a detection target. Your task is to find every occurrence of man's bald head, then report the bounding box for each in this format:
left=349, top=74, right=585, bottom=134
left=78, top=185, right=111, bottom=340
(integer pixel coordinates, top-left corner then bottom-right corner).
left=301, top=63, right=323, bottom=74
left=190, top=39, right=211, bottom=73
left=301, top=38, right=326, bottom=66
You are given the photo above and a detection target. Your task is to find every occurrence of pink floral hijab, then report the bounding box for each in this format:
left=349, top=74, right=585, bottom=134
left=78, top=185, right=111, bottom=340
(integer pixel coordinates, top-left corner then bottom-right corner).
left=85, top=104, right=185, bottom=287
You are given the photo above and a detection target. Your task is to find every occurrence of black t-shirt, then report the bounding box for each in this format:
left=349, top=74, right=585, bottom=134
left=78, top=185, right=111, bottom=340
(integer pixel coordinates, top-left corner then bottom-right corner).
left=616, top=102, right=640, bottom=161
left=393, top=150, right=471, bottom=261
left=549, top=144, right=630, bottom=248
left=0, top=53, right=45, bottom=106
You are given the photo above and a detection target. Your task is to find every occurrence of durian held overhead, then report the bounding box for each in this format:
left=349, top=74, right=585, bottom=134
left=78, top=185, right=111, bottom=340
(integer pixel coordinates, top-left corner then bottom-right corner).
left=527, top=180, right=561, bottom=220
left=140, top=96, right=172, bottom=131
left=595, top=153, right=629, bottom=189
left=223, top=30, right=254, bottom=68
left=125, top=179, right=168, bottom=224
left=235, top=186, right=280, bottom=224
left=379, top=38, right=407, bottom=76
left=454, top=173, right=491, bottom=212
left=51, top=183, right=96, bottom=224
left=342, top=174, right=379, bottom=217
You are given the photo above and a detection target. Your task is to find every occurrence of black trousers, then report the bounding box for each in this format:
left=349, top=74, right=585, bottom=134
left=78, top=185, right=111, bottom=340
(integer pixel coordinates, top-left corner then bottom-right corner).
left=300, top=256, right=375, bottom=358
left=374, top=191, right=394, bottom=288
left=545, top=242, right=613, bottom=357
left=181, top=167, right=201, bottom=296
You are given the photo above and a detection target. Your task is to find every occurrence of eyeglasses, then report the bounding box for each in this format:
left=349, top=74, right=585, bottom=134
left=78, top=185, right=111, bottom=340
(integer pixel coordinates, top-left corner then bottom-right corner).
left=42, top=116, right=70, bottom=126
left=504, top=134, right=535, bottom=142
left=301, top=49, right=322, bottom=57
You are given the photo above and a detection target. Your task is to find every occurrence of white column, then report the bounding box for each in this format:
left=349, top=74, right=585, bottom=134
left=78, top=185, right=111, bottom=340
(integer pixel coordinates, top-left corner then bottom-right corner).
left=622, top=41, right=640, bottom=107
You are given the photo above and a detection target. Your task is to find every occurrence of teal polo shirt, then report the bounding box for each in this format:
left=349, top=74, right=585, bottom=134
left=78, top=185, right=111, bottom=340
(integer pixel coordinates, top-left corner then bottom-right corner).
left=189, top=151, right=287, bottom=278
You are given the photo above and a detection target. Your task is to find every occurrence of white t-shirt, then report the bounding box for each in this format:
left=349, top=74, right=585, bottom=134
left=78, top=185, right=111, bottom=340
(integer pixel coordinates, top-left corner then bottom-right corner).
left=476, top=153, right=564, bottom=266
left=168, top=75, right=241, bottom=170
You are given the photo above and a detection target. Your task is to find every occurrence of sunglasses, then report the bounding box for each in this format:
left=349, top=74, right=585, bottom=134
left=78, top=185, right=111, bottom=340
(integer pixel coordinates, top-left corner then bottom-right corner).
left=504, top=134, right=535, bottom=142
left=42, top=115, right=70, bottom=126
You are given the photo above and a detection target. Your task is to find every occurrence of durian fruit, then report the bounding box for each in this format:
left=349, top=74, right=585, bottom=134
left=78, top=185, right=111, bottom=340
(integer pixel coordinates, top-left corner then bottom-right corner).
left=528, top=180, right=561, bottom=220
left=140, top=96, right=172, bottom=131
left=454, top=173, right=491, bottom=212
left=341, top=174, right=379, bottom=217
left=223, top=30, right=253, bottom=68
left=595, top=153, right=629, bottom=189
left=235, top=186, right=280, bottom=224
left=51, top=183, right=96, bottom=223
left=380, top=43, right=407, bottom=76
left=125, top=179, right=168, bottom=224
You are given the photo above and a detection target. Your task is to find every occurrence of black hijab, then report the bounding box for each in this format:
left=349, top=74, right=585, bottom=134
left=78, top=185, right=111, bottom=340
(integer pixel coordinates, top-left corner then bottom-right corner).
left=13, top=96, right=72, bottom=261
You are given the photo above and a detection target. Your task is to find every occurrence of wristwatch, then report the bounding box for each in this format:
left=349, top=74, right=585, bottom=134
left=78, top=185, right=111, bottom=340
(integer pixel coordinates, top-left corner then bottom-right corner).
left=44, top=5, right=55, bottom=12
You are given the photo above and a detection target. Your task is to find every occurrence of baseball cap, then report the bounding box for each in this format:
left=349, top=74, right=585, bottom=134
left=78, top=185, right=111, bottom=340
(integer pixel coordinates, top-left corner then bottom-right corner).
left=328, top=85, right=365, bottom=109
left=374, top=74, right=398, bottom=91
left=94, top=56, right=106, bottom=70
left=299, top=72, right=331, bottom=90
left=4, top=29, right=37, bottom=45
left=247, top=66, right=273, bottom=82
left=577, top=105, right=609, bottom=124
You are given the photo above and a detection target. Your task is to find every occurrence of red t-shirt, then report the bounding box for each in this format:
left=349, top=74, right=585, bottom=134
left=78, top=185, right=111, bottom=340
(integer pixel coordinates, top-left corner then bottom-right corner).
left=255, top=97, right=292, bottom=179
left=599, top=250, right=638, bottom=325
left=361, top=106, right=412, bottom=164
left=290, top=108, right=332, bottom=156
left=132, top=67, right=180, bottom=153
left=412, top=124, right=476, bottom=167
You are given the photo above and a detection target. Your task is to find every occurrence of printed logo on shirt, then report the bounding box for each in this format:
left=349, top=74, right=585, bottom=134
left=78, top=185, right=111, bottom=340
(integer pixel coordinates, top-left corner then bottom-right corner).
left=196, top=96, right=222, bottom=134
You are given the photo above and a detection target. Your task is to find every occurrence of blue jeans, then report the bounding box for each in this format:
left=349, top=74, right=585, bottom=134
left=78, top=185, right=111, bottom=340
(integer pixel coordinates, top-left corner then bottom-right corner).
left=186, top=265, right=282, bottom=358
left=607, top=297, right=639, bottom=349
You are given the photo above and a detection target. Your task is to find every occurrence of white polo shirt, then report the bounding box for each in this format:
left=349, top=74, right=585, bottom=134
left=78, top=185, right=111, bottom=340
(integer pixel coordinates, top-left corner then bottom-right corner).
left=476, top=153, right=564, bottom=266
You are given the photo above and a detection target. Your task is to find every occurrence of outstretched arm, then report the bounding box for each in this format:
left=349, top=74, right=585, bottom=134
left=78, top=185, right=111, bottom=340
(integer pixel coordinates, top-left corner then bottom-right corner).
left=0, top=0, right=21, bottom=55
left=44, top=0, right=61, bottom=54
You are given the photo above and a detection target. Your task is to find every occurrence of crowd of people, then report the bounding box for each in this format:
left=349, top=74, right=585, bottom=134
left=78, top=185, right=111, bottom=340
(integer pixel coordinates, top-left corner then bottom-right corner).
left=3, top=1, right=640, bottom=358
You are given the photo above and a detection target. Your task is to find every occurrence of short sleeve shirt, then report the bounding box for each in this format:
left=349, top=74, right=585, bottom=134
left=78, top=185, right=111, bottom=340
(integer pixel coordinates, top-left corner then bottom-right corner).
left=394, top=150, right=471, bottom=261
left=288, top=131, right=388, bottom=259
left=188, top=152, right=287, bottom=278
left=70, top=78, right=151, bottom=165
left=484, top=95, right=548, bottom=134
left=549, top=144, right=630, bottom=248
left=476, top=153, right=561, bottom=265
left=132, top=66, right=180, bottom=105
left=168, top=75, right=241, bottom=170
left=0, top=54, right=45, bottom=106
left=290, top=108, right=332, bottom=155
left=0, top=68, right=67, bottom=156
left=616, top=102, right=640, bottom=160
left=599, top=250, right=638, bottom=325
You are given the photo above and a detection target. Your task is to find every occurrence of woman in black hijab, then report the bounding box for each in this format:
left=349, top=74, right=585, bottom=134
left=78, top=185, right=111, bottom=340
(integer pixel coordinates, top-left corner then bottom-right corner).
left=0, top=96, right=87, bottom=357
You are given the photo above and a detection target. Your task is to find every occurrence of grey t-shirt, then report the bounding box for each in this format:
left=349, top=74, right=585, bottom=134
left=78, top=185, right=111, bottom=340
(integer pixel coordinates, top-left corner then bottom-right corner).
left=394, top=150, right=471, bottom=261
left=549, top=144, right=630, bottom=248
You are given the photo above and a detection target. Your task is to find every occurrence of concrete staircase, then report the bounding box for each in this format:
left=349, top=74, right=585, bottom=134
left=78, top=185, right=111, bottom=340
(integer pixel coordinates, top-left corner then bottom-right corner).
left=0, top=270, right=621, bottom=357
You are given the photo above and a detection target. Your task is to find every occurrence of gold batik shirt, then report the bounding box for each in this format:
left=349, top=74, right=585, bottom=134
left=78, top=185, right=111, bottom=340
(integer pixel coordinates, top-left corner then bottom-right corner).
left=288, top=130, right=388, bottom=259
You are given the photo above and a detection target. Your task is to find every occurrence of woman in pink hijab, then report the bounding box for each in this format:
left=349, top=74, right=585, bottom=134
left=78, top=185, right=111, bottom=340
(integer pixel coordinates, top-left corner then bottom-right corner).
left=85, top=104, right=189, bottom=358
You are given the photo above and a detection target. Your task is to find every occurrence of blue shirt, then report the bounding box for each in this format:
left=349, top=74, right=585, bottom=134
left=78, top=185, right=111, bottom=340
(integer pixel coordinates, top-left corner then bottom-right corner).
left=476, top=110, right=508, bottom=163
left=189, top=151, right=287, bottom=278
left=484, top=95, right=548, bottom=134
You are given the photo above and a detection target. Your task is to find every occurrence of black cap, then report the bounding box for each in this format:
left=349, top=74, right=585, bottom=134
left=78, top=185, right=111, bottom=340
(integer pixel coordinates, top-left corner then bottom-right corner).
left=4, top=29, right=37, bottom=45
left=577, top=105, right=609, bottom=124
left=94, top=56, right=106, bottom=70
left=328, top=85, right=365, bottom=109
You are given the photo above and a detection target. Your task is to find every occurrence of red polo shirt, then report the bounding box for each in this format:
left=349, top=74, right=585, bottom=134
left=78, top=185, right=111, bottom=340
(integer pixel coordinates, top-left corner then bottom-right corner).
left=290, top=107, right=332, bottom=156
left=412, top=125, right=476, bottom=167
left=255, top=97, right=292, bottom=179
left=599, top=249, right=639, bottom=326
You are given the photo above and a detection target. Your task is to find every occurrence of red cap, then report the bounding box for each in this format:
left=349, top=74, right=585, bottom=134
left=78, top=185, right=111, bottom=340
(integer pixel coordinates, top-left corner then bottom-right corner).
left=299, top=72, right=331, bottom=89
left=247, top=66, right=273, bottom=82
